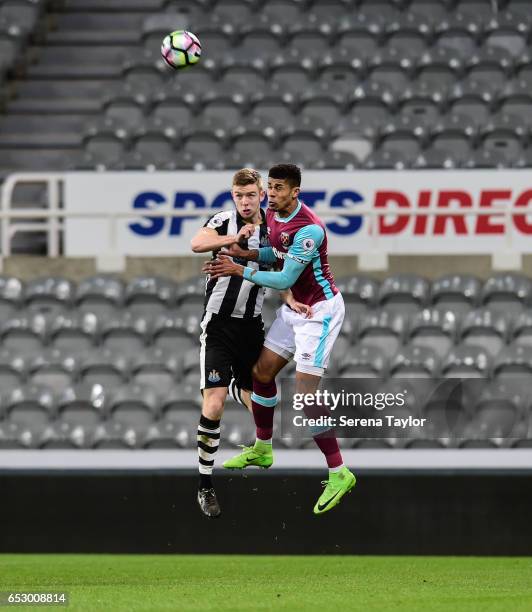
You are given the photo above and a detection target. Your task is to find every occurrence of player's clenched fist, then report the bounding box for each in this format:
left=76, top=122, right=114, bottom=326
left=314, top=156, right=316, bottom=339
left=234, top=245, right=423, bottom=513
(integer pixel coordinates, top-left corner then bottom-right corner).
left=236, top=224, right=256, bottom=244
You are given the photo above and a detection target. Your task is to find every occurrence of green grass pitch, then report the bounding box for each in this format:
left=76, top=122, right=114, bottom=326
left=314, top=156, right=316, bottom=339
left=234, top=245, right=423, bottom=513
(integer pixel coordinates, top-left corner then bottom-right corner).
left=1, top=555, right=531, bottom=611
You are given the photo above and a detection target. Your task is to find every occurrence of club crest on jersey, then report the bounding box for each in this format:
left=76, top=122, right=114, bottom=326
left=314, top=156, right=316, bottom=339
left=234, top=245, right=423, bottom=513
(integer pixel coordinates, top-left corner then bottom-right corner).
left=208, top=370, right=221, bottom=383
left=209, top=216, right=223, bottom=228
left=280, top=232, right=290, bottom=247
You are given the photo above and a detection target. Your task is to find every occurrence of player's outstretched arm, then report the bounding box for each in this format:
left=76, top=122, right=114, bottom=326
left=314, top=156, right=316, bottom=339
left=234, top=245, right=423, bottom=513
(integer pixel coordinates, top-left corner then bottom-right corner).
left=203, top=255, right=306, bottom=291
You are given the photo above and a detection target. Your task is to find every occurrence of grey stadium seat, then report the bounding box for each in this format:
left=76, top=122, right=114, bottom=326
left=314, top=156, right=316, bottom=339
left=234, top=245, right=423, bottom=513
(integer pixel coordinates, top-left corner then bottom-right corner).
left=5, top=384, right=55, bottom=431
left=389, top=345, right=440, bottom=378
left=49, top=311, right=99, bottom=353
left=0, top=349, right=27, bottom=392
left=24, top=276, right=75, bottom=313
left=57, top=383, right=107, bottom=428
left=151, top=314, right=196, bottom=353
left=378, top=274, right=430, bottom=315
left=28, top=348, right=79, bottom=394
left=356, top=309, right=407, bottom=356
left=509, top=311, right=532, bottom=348
left=480, top=273, right=532, bottom=314
left=337, top=345, right=388, bottom=378
left=100, top=313, right=150, bottom=352
left=1, top=311, right=50, bottom=355
left=458, top=308, right=509, bottom=357
left=493, top=344, right=532, bottom=382
left=75, top=274, right=124, bottom=317
left=464, top=380, right=526, bottom=442
left=125, top=276, right=177, bottom=317
left=144, top=420, right=191, bottom=449
left=441, top=345, right=492, bottom=378
left=130, top=347, right=181, bottom=395
left=0, top=275, right=24, bottom=320
left=406, top=308, right=457, bottom=359
left=108, top=383, right=159, bottom=429
left=335, top=275, right=380, bottom=315
left=431, top=274, right=481, bottom=316
left=79, top=348, right=129, bottom=389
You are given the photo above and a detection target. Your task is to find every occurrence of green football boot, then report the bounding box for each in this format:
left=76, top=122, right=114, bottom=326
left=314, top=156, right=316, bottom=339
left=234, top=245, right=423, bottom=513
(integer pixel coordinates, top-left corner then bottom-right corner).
left=223, top=441, right=273, bottom=470
left=313, top=467, right=356, bottom=515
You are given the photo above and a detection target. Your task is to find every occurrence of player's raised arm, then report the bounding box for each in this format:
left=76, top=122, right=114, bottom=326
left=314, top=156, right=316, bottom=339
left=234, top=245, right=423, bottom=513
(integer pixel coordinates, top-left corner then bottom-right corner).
left=191, top=216, right=255, bottom=253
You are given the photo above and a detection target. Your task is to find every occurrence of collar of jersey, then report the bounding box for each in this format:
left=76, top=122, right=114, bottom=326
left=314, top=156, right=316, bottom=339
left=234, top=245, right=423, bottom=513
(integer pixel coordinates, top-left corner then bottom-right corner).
left=275, top=200, right=301, bottom=223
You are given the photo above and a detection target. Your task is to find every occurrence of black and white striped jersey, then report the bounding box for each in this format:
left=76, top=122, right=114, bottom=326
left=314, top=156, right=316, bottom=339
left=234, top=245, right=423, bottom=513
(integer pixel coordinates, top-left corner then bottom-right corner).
left=202, top=208, right=270, bottom=319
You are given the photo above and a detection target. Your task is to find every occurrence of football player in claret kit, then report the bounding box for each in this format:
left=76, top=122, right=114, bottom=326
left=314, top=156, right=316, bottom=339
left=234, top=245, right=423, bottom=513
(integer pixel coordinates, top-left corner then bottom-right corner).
left=190, top=168, right=311, bottom=519
left=204, top=164, right=356, bottom=515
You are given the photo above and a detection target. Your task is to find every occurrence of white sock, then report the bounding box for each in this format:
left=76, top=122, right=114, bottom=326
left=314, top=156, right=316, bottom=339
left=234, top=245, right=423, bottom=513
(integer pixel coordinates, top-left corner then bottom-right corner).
left=329, top=464, right=344, bottom=475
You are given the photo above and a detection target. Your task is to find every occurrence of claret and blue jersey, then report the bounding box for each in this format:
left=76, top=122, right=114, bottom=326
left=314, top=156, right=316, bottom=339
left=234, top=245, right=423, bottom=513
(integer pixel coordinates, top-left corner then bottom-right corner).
left=242, top=200, right=339, bottom=307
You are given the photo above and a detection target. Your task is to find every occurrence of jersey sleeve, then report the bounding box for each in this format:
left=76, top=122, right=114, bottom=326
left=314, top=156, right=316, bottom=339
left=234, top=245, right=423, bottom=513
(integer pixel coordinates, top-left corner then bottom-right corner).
left=286, top=224, right=324, bottom=264
left=203, top=213, right=228, bottom=235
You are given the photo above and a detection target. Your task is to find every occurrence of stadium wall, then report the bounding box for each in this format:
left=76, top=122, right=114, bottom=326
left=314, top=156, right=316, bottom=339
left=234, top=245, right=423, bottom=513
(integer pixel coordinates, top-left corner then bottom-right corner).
left=7, top=254, right=532, bottom=282
left=2, top=472, right=532, bottom=556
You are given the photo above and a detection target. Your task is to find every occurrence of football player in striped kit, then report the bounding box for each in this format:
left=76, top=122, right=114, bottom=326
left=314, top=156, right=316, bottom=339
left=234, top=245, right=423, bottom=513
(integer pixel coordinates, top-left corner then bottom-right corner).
left=191, top=168, right=310, bottom=518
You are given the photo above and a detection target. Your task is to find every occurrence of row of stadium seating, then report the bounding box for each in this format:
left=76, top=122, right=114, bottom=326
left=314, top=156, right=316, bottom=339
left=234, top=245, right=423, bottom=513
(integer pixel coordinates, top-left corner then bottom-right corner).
left=0, top=338, right=531, bottom=387
left=0, top=272, right=531, bottom=449
left=1, top=0, right=532, bottom=173
left=1, top=375, right=531, bottom=449
left=0, top=272, right=531, bottom=311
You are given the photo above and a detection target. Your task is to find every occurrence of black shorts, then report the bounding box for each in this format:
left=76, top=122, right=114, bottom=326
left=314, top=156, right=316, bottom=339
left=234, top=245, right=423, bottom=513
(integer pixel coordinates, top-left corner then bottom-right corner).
left=200, top=312, right=265, bottom=391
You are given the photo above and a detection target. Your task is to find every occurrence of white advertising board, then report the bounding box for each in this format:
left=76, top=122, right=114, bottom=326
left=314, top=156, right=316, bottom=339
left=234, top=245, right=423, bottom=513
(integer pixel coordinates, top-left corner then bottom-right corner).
left=63, top=170, right=532, bottom=256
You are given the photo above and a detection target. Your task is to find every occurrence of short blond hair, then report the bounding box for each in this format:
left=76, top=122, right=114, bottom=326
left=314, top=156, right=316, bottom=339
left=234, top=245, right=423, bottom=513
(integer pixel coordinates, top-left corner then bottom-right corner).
left=232, top=168, right=263, bottom=191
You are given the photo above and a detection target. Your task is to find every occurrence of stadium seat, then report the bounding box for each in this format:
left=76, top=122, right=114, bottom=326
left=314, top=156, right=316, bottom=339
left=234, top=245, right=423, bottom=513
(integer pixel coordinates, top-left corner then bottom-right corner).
left=1, top=311, right=50, bottom=355
left=389, top=345, right=440, bottom=378
left=509, top=311, right=532, bottom=348
left=356, top=309, right=407, bottom=355
left=431, top=274, right=481, bottom=315
left=130, top=347, right=181, bottom=395
left=75, top=274, right=124, bottom=317
left=151, top=313, right=196, bottom=353
left=79, top=348, right=129, bottom=389
left=458, top=307, right=509, bottom=356
left=378, top=274, right=430, bottom=315
left=480, top=273, right=532, bottom=314
left=5, top=384, right=55, bottom=430
left=125, top=276, right=177, bottom=317
left=0, top=349, right=26, bottom=392
left=100, top=313, right=150, bottom=352
left=56, top=383, right=107, bottom=427
left=335, top=275, right=380, bottom=314
left=441, top=345, right=491, bottom=378
left=0, top=275, right=24, bottom=320
left=337, top=344, right=388, bottom=378
left=406, top=308, right=457, bottom=358
left=24, top=276, right=75, bottom=313
left=28, top=348, right=79, bottom=394
left=49, top=311, right=99, bottom=352
left=108, top=383, right=159, bottom=428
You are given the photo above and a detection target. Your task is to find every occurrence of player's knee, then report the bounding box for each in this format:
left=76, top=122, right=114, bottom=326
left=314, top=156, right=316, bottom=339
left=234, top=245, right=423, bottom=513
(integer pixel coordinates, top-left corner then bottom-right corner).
left=252, top=362, right=273, bottom=385
left=202, top=391, right=225, bottom=420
